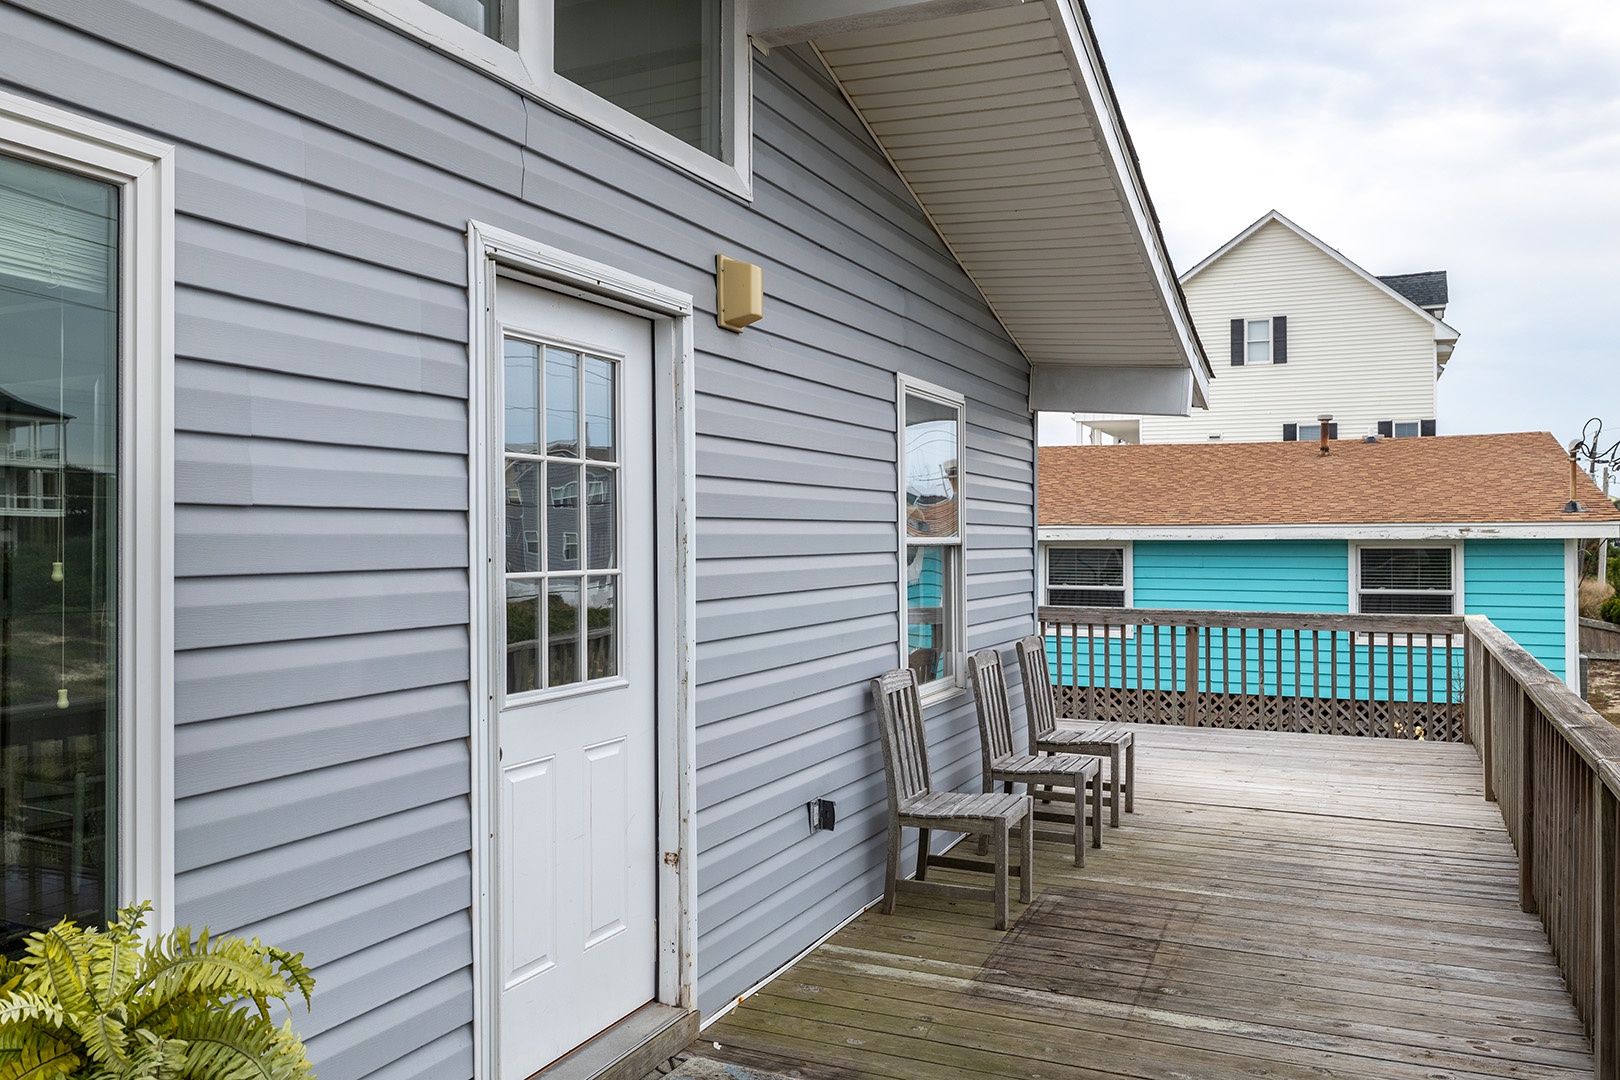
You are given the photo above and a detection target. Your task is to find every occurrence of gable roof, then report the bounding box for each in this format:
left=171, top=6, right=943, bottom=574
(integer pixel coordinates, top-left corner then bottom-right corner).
left=1378, top=271, right=1449, bottom=310
left=767, top=2, right=1212, bottom=415
left=1181, top=210, right=1460, bottom=348
left=1039, top=433, right=1620, bottom=540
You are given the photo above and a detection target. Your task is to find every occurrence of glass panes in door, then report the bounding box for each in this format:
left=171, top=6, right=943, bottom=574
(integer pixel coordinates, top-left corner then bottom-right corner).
left=0, top=152, right=119, bottom=955
left=503, top=339, right=620, bottom=695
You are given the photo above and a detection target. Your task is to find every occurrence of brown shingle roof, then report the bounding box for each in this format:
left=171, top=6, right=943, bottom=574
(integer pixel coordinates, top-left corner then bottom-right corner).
left=1040, top=433, right=1620, bottom=528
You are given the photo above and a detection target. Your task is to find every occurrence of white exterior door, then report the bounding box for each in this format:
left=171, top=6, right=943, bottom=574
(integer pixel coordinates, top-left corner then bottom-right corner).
left=492, top=281, right=658, bottom=1077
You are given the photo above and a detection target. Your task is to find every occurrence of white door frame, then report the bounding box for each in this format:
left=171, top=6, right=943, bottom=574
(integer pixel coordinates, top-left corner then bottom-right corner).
left=467, top=221, right=697, bottom=1079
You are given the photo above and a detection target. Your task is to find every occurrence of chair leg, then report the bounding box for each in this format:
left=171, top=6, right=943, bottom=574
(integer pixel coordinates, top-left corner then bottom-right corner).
left=978, top=779, right=992, bottom=856
left=1125, top=740, right=1136, bottom=813
left=993, top=822, right=1009, bottom=931
left=883, top=820, right=901, bottom=915
left=916, top=827, right=931, bottom=880
left=1072, top=773, right=1085, bottom=867
left=1109, top=746, right=1122, bottom=828
left=1019, top=803, right=1034, bottom=904
left=1091, top=771, right=1103, bottom=849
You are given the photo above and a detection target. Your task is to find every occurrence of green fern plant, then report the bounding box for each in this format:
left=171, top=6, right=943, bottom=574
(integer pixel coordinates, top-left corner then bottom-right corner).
left=0, top=903, right=315, bottom=1080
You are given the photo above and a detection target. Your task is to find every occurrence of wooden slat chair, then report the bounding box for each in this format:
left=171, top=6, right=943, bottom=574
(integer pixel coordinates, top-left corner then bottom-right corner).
left=871, top=668, right=1033, bottom=930
left=1015, top=634, right=1136, bottom=827
left=968, top=647, right=1102, bottom=865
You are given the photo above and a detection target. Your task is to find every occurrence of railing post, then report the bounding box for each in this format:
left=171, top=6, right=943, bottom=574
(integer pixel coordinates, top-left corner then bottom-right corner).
left=1596, top=775, right=1618, bottom=1079
left=1183, top=624, right=1200, bottom=727
left=1477, top=630, right=1495, bottom=802
left=1521, top=690, right=1537, bottom=914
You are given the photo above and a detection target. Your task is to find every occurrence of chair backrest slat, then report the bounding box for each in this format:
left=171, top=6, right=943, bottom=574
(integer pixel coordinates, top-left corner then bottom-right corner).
left=872, top=668, right=931, bottom=804
left=968, top=648, right=1018, bottom=778
left=1015, top=634, right=1059, bottom=744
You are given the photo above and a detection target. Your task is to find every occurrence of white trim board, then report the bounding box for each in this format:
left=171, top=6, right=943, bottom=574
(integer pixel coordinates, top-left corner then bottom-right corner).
left=1040, top=522, right=1620, bottom=543
left=466, top=222, right=697, bottom=1080
left=1566, top=538, right=1580, bottom=689
left=0, top=89, right=176, bottom=933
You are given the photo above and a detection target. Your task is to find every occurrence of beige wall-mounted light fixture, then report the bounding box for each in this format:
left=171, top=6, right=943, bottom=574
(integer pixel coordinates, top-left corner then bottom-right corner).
left=716, top=255, right=763, bottom=332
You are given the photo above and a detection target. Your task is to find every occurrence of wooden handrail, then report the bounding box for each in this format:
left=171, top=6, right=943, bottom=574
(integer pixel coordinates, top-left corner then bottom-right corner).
left=1039, top=605, right=1466, bottom=634
left=1465, top=613, right=1620, bottom=1076
left=1037, top=606, right=1466, bottom=740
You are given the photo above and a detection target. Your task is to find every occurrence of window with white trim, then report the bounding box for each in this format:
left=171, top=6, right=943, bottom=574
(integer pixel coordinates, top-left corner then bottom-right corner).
left=899, top=378, right=964, bottom=695
left=338, top=0, right=750, bottom=193
left=1354, top=546, right=1457, bottom=615
left=0, top=91, right=173, bottom=951
left=1245, top=318, right=1272, bottom=364
left=1044, top=546, right=1127, bottom=607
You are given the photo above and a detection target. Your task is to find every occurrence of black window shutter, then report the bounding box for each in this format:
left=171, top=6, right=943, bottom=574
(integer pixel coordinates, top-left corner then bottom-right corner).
left=1377, top=420, right=1394, bottom=438
left=1328, top=422, right=1338, bottom=440
left=1421, top=419, right=1437, bottom=437
left=1272, top=315, right=1288, bottom=364
left=1282, top=423, right=1298, bottom=442
left=1230, top=318, right=1244, bottom=365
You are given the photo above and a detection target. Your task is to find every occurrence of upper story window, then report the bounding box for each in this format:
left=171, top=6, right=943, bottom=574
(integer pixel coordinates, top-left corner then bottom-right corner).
left=340, top=0, right=750, bottom=195
left=1284, top=420, right=1337, bottom=442
left=1377, top=420, right=1435, bottom=439
left=899, top=377, right=964, bottom=699
left=1229, top=315, right=1288, bottom=366
left=556, top=0, right=722, bottom=159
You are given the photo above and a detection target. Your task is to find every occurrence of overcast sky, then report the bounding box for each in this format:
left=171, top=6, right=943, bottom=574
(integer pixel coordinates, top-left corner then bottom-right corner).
left=1076, top=0, right=1620, bottom=458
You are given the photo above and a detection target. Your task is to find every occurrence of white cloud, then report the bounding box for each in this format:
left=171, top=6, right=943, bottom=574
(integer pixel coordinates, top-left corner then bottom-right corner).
left=1088, top=0, right=1620, bottom=446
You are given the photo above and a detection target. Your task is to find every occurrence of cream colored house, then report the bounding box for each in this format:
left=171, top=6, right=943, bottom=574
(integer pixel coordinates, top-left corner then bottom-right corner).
left=1057, top=211, right=1459, bottom=445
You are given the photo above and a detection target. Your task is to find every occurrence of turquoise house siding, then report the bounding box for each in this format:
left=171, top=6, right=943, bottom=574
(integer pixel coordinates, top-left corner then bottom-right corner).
left=1464, top=539, right=1567, bottom=679
left=1134, top=540, right=1349, bottom=612
left=1042, top=537, right=1569, bottom=702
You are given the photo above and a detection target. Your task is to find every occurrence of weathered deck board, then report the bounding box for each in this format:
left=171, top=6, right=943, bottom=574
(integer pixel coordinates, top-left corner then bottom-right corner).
left=699, top=725, right=1594, bottom=1079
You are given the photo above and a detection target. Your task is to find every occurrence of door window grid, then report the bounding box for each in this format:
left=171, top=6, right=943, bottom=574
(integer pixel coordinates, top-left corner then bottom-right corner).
left=503, top=337, right=621, bottom=696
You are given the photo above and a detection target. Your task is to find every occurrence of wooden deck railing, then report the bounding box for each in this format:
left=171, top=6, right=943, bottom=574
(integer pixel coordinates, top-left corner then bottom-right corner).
left=1467, top=614, right=1620, bottom=1076
left=1037, top=606, right=1467, bottom=740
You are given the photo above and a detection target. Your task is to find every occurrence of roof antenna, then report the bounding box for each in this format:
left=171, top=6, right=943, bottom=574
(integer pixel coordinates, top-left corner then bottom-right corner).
left=1566, top=418, right=1620, bottom=512
left=1317, top=414, right=1332, bottom=455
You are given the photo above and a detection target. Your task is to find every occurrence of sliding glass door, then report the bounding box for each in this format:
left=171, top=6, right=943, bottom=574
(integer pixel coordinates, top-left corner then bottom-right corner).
left=0, top=150, right=119, bottom=953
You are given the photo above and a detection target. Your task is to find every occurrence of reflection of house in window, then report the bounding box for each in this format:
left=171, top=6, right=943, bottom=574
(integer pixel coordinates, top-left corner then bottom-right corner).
left=0, top=388, right=70, bottom=532
left=551, top=481, right=579, bottom=507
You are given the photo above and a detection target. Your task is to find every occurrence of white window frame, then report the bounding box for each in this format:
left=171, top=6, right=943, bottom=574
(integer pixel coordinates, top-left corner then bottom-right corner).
left=1041, top=543, right=1131, bottom=607
left=0, top=90, right=176, bottom=930
left=1350, top=542, right=1463, bottom=645
left=1244, top=317, right=1273, bottom=365
left=1392, top=420, right=1422, bottom=438
left=334, top=0, right=753, bottom=198
left=1041, top=542, right=1132, bottom=638
left=897, top=374, right=966, bottom=703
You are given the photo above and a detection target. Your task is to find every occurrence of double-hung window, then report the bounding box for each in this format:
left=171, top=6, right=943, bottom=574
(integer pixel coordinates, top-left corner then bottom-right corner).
left=1354, top=546, right=1457, bottom=615
left=342, top=0, right=751, bottom=194
left=1044, top=547, right=1127, bottom=607
left=0, top=91, right=173, bottom=952
left=899, top=377, right=964, bottom=697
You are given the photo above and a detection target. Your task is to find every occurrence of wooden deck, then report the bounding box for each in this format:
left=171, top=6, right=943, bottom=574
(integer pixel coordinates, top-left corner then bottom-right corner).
left=699, top=725, right=1595, bottom=1080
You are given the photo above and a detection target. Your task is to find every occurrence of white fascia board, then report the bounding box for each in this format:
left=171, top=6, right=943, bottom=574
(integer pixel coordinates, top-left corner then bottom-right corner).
left=749, top=0, right=1023, bottom=47
left=1044, top=0, right=1211, bottom=408
left=1040, top=521, right=1620, bottom=542
left=1181, top=209, right=1453, bottom=336
left=1030, top=363, right=1192, bottom=416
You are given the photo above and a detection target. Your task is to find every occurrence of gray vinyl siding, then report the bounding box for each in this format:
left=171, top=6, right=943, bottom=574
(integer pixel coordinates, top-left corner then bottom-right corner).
left=1, top=1, right=1035, bottom=1076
